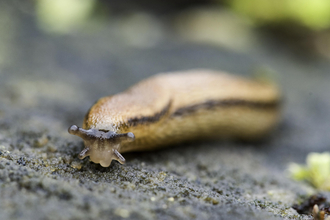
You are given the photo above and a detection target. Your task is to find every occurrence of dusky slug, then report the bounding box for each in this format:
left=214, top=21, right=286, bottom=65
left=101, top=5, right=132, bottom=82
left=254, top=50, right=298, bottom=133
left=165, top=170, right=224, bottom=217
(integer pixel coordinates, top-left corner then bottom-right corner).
left=69, top=69, right=281, bottom=167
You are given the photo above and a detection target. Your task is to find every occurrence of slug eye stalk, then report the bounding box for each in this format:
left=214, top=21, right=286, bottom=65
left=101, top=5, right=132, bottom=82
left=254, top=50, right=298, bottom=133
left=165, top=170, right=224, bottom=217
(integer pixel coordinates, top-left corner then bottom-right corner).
left=68, top=125, right=135, bottom=167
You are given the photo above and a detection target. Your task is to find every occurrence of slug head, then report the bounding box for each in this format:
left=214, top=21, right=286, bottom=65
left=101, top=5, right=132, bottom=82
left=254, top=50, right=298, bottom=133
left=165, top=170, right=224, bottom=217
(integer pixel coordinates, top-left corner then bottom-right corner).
left=68, top=125, right=135, bottom=167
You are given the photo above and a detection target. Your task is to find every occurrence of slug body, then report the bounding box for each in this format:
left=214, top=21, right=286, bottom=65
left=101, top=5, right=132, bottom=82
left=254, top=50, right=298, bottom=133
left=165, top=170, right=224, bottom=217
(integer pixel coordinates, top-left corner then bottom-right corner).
left=69, top=69, right=281, bottom=167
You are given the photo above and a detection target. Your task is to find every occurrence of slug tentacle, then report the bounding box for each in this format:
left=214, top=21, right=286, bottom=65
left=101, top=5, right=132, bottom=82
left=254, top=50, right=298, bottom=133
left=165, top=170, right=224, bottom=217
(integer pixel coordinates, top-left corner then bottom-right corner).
left=68, top=125, right=134, bottom=166
left=78, top=147, right=90, bottom=159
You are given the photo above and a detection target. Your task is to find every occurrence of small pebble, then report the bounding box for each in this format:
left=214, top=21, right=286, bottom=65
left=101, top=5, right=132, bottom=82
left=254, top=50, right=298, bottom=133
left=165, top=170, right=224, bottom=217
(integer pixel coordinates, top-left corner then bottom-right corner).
left=34, top=134, right=49, bottom=148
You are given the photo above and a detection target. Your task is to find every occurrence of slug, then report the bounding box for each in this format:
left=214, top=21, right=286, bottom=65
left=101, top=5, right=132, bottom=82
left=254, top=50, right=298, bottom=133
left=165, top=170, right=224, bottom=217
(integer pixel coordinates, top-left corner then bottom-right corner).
left=68, top=69, right=281, bottom=167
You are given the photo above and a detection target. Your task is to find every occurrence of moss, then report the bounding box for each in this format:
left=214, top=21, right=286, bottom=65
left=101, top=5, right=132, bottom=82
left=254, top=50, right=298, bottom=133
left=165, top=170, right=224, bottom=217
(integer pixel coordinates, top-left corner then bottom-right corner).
left=288, top=152, right=330, bottom=190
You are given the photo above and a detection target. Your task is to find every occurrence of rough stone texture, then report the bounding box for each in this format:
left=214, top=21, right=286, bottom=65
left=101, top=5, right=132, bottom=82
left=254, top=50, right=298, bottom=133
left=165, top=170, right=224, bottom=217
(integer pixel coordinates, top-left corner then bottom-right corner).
left=0, top=2, right=329, bottom=220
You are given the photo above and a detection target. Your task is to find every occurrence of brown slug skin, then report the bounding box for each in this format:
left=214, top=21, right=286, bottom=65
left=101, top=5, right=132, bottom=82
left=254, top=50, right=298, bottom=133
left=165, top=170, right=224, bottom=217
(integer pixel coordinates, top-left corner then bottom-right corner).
left=68, top=69, right=281, bottom=167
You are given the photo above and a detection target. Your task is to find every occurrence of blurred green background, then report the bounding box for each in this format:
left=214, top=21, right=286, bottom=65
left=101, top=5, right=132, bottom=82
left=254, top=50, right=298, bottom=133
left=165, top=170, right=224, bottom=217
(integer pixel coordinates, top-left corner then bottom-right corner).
left=2, top=0, right=330, bottom=61
left=37, top=0, right=330, bottom=57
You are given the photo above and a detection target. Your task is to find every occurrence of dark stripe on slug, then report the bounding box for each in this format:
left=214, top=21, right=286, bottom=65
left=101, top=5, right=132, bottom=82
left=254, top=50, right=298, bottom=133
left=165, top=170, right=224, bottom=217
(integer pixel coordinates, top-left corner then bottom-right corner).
left=172, top=99, right=280, bottom=117
left=126, top=101, right=172, bottom=127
